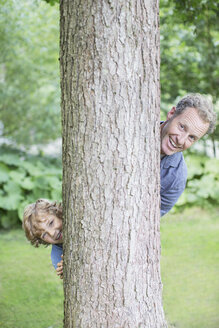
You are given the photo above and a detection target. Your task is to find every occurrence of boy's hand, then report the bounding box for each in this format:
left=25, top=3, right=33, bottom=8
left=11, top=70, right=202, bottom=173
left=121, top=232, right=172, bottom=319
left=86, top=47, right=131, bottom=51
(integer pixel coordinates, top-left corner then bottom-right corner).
left=56, top=255, right=63, bottom=279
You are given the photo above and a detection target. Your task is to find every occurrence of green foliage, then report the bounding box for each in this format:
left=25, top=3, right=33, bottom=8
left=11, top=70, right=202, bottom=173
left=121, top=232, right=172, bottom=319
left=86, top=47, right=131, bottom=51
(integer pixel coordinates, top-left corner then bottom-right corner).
left=43, top=0, right=59, bottom=5
left=174, top=154, right=219, bottom=211
left=0, top=0, right=60, bottom=146
left=160, top=0, right=219, bottom=104
left=0, top=146, right=62, bottom=228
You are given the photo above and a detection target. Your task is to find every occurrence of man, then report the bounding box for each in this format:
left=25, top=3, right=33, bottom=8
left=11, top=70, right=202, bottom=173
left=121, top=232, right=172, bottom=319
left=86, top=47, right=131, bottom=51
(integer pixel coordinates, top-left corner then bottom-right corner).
left=160, top=93, right=217, bottom=216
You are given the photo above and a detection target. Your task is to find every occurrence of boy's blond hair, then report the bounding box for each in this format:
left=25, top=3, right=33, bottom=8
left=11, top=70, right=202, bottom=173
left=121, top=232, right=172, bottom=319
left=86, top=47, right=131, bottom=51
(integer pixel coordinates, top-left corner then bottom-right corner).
left=22, top=198, right=62, bottom=247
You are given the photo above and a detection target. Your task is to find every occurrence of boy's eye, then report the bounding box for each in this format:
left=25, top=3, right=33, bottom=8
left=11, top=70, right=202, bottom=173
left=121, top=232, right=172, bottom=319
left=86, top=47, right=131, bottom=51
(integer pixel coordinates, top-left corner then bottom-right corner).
left=42, top=232, right=47, bottom=239
left=49, top=220, right=54, bottom=226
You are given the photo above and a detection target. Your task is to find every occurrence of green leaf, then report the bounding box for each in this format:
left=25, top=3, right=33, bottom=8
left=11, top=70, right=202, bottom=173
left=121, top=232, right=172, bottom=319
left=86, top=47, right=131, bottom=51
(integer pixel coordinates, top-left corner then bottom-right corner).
left=20, top=161, right=44, bottom=176
left=32, top=188, right=50, bottom=200
left=0, top=211, right=18, bottom=229
left=1, top=181, right=23, bottom=210
left=18, top=199, right=31, bottom=221
left=0, top=194, right=23, bottom=211
left=46, top=176, right=61, bottom=189
left=204, top=158, right=219, bottom=176
left=51, top=188, right=62, bottom=201
left=186, top=155, right=205, bottom=179
left=186, top=193, right=199, bottom=203
left=21, top=177, right=35, bottom=190
left=0, top=163, right=10, bottom=182
left=9, top=170, right=26, bottom=184
left=0, top=153, right=23, bottom=166
left=34, top=176, right=50, bottom=190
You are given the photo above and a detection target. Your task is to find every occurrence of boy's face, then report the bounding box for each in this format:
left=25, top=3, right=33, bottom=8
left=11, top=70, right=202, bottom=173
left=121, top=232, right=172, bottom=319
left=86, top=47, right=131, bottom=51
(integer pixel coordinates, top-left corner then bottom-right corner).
left=39, top=214, right=63, bottom=244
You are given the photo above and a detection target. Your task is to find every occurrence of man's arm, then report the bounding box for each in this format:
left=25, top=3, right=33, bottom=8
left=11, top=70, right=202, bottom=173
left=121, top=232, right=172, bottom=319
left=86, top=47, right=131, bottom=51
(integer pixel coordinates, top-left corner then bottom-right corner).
left=161, top=186, right=185, bottom=216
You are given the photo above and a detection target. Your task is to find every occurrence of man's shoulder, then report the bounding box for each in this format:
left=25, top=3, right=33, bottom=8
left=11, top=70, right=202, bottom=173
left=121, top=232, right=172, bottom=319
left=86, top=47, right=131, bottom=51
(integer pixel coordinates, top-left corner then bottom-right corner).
left=162, top=152, right=186, bottom=170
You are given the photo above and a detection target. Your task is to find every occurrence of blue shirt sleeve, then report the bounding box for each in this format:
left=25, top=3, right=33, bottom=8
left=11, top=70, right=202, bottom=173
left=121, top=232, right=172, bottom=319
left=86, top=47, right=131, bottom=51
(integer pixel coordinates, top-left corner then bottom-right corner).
left=160, top=186, right=185, bottom=216
left=51, top=244, right=63, bottom=269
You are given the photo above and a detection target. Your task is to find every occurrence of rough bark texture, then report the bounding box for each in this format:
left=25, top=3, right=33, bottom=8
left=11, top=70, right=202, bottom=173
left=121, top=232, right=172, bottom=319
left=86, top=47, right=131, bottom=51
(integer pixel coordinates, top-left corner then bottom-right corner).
left=60, top=0, right=166, bottom=327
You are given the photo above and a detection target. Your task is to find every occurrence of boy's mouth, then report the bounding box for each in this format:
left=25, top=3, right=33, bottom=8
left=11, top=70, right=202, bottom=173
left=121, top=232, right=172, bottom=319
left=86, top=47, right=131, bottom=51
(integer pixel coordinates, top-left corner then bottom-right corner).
left=56, top=231, right=62, bottom=240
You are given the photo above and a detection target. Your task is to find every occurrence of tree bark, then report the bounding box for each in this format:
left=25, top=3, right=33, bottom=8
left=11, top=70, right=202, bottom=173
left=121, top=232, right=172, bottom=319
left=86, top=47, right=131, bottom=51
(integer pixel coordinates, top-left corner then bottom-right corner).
left=60, top=0, right=166, bottom=327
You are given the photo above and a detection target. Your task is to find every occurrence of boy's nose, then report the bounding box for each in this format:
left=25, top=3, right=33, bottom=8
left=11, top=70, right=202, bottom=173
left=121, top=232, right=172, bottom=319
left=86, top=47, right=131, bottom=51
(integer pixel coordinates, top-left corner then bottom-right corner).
left=47, top=228, right=56, bottom=238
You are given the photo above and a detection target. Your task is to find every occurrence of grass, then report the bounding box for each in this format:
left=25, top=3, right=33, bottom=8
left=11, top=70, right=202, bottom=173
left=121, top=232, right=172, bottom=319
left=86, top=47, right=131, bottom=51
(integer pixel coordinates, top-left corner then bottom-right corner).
left=0, top=230, right=63, bottom=328
left=0, top=207, right=218, bottom=327
left=161, top=207, right=219, bottom=328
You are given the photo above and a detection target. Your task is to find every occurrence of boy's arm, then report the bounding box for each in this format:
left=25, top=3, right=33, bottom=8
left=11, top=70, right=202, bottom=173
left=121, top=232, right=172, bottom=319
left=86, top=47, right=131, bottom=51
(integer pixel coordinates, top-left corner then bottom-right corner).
left=51, top=244, right=63, bottom=270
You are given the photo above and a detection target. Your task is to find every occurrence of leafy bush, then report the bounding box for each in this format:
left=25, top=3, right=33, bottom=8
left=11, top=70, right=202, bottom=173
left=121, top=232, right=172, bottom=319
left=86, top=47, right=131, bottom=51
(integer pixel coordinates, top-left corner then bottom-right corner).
left=1, top=147, right=218, bottom=228
left=174, top=154, right=219, bottom=212
left=0, top=146, right=62, bottom=228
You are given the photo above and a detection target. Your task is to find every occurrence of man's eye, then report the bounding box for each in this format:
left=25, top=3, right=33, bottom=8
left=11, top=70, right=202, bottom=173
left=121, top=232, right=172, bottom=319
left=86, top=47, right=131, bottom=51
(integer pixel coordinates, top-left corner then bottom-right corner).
left=189, top=135, right=195, bottom=141
left=42, top=232, right=47, bottom=239
left=179, top=123, right=184, bottom=130
left=49, top=220, right=54, bottom=226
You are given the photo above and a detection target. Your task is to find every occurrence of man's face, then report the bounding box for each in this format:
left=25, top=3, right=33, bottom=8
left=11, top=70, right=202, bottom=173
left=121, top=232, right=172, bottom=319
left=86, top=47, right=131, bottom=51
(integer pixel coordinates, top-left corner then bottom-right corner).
left=39, top=214, right=63, bottom=244
left=160, top=106, right=209, bottom=156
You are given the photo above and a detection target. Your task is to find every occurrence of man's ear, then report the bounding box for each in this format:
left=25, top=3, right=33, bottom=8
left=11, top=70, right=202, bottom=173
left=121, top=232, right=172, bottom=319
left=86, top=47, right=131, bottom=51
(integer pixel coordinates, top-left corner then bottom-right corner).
left=167, top=106, right=176, bottom=120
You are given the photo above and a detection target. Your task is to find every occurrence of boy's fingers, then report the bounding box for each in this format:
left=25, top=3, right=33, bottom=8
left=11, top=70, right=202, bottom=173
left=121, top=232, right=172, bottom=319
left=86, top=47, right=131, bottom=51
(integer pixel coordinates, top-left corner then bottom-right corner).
left=57, top=260, right=63, bottom=266
left=57, top=271, right=63, bottom=276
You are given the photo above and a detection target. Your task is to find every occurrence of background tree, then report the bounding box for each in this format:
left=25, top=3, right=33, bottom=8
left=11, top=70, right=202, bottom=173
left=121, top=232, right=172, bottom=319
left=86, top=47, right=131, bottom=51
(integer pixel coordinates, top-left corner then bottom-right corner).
left=60, top=0, right=166, bottom=326
left=0, top=0, right=60, bottom=146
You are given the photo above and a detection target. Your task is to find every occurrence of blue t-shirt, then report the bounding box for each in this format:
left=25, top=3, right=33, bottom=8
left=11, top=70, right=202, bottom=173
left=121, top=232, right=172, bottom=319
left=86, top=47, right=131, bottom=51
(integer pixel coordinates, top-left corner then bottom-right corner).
left=160, top=152, right=187, bottom=216
left=51, top=244, right=63, bottom=269
left=51, top=151, right=187, bottom=268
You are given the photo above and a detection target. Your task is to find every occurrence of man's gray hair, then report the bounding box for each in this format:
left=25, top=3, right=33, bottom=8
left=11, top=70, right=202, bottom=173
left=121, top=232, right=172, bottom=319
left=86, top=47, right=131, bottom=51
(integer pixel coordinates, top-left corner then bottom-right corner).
left=175, top=93, right=217, bottom=134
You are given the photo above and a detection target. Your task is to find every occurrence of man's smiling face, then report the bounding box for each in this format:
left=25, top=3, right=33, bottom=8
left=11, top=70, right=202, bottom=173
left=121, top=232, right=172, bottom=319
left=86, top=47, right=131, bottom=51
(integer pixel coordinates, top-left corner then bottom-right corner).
left=160, top=106, right=209, bottom=156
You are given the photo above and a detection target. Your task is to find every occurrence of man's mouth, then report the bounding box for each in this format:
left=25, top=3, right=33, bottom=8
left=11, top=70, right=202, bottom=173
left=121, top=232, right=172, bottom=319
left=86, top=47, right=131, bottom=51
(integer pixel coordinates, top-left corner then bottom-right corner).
left=169, top=137, right=181, bottom=149
left=56, top=231, right=62, bottom=240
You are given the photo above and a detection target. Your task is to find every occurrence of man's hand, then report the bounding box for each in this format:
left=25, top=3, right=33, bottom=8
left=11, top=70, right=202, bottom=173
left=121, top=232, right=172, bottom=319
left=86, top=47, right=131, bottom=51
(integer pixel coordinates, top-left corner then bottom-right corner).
left=56, top=255, right=63, bottom=279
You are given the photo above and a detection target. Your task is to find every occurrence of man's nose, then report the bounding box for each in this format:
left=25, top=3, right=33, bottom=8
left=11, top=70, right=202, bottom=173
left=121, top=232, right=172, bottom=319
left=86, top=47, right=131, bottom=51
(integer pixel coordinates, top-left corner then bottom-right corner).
left=177, top=133, right=188, bottom=145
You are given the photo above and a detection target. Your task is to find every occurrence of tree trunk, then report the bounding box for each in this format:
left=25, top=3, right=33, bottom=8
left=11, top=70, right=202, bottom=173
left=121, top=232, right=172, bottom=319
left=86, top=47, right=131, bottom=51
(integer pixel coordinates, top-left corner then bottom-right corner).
left=60, top=0, right=166, bottom=327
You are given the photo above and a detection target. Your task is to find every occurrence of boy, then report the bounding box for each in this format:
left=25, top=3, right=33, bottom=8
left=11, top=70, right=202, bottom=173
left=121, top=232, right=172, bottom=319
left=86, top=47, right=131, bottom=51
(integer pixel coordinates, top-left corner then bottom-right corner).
left=22, top=198, right=64, bottom=279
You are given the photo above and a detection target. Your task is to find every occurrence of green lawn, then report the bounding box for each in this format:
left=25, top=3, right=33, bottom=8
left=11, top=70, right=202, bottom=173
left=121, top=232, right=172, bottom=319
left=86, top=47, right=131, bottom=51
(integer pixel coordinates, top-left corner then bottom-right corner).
left=0, top=207, right=218, bottom=328
left=0, top=230, right=63, bottom=328
left=161, top=207, right=219, bottom=328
